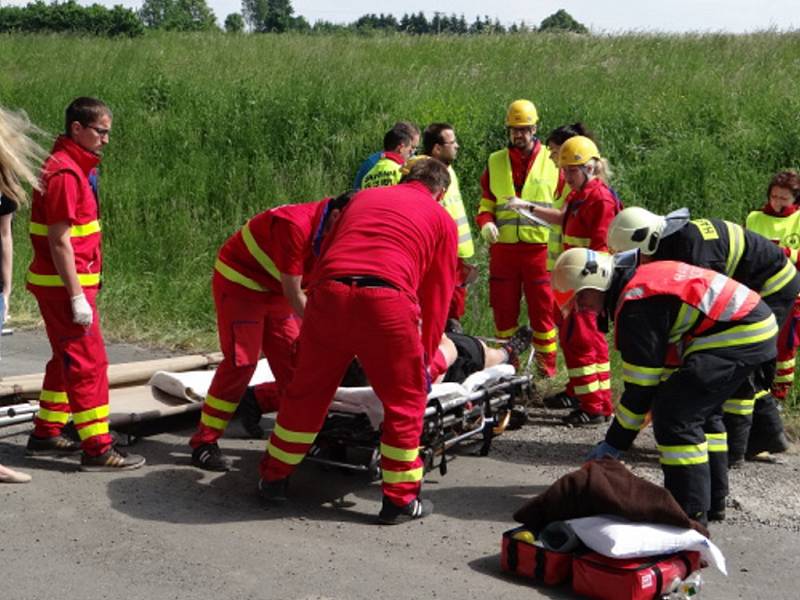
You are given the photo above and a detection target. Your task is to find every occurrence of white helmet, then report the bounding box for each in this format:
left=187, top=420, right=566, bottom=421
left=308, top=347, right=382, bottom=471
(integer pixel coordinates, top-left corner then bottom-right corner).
left=607, top=207, right=667, bottom=255
left=551, top=248, right=614, bottom=307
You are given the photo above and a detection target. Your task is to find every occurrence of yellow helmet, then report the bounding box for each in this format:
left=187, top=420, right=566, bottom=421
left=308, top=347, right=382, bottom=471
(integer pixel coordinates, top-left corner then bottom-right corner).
left=551, top=248, right=614, bottom=308
left=399, top=154, right=431, bottom=177
left=607, top=207, right=667, bottom=255
left=558, top=136, right=601, bottom=167
left=505, top=99, right=539, bottom=127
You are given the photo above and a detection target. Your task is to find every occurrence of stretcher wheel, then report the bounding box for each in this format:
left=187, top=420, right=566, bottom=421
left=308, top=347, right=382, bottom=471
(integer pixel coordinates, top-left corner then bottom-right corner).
left=368, top=448, right=381, bottom=481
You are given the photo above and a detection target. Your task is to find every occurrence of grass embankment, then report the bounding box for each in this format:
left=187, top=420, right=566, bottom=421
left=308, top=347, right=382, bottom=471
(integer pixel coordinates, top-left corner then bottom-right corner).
left=2, top=31, right=800, bottom=422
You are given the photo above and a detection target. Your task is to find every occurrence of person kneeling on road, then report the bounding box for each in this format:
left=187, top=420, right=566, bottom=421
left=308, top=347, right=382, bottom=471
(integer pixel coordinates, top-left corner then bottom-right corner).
left=553, top=248, right=777, bottom=525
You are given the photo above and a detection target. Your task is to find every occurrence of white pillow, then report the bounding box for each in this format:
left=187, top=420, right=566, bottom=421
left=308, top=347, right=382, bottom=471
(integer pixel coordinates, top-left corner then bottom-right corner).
left=566, top=515, right=727, bottom=575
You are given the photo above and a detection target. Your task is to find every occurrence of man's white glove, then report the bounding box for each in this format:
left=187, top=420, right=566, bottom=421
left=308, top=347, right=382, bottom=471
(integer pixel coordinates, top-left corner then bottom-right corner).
left=480, top=222, right=499, bottom=244
left=70, top=293, right=93, bottom=326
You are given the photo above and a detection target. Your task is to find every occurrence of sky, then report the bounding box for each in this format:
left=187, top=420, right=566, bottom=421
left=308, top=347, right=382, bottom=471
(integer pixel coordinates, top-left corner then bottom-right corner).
left=3, top=0, right=800, bottom=32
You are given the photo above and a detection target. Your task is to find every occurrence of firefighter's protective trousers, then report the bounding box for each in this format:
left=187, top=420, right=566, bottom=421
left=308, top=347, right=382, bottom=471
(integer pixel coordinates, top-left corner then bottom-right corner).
left=32, top=290, right=113, bottom=456
left=190, top=273, right=300, bottom=448
left=488, top=242, right=557, bottom=375
left=262, top=280, right=429, bottom=507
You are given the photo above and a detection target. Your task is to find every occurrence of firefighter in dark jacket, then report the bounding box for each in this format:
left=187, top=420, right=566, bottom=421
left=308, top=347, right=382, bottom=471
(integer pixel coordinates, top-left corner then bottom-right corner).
left=607, top=207, right=797, bottom=464
left=553, top=248, right=778, bottom=523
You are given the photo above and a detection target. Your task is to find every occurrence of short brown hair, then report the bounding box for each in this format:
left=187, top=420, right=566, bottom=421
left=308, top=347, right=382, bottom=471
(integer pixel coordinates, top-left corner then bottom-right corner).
left=403, top=157, right=450, bottom=194
left=65, top=97, right=111, bottom=135
left=383, top=121, right=419, bottom=152
left=767, top=170, right=800, bottom=202
left=422, top=122, right=454, bottom=155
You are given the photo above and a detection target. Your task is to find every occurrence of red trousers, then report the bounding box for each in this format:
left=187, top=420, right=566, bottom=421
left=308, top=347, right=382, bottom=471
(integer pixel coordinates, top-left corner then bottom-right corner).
left=773, top=296, right=800, bottom=400
left=261, top=280, right=428, bottom=507
left=488, top=243, right=557, bottom=375
left=32, top=291, right=113, bottom=456
left=189, top=274, right=300, bottom=448
left=560, top=307, right=612, bottom=416
left=447, top=258, right=470, bottom=320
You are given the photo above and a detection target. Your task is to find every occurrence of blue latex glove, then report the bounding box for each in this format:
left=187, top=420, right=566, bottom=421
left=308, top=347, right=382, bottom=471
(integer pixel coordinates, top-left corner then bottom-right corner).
left=586, top=440, right=622, bottom=461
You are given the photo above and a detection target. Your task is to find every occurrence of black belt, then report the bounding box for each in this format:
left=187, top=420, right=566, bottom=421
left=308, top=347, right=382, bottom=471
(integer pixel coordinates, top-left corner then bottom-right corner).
left=333, top=276, right=397, bottom=289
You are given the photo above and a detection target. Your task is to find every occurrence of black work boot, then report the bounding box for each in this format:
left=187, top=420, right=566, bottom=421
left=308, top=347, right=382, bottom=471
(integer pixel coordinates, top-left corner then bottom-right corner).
left=238, top=387, right=266, bottom=439
left=258, top=478, right=289, bottom=504
left=377, top=496, right=434, bottom=525
left=191, top=443, right=233, bottom=472
left=26, top=433, right=81, bottom=456
left=708, top=497, right=726, bottom=522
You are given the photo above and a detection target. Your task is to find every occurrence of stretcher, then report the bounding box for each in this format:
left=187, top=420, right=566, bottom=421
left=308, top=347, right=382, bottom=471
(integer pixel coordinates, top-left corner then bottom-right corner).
left=307, top=365, right=534, bottom=479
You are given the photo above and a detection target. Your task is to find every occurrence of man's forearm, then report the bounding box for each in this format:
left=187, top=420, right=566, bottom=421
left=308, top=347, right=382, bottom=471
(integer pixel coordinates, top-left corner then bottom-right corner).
left=50, top=238, right=82, bottom=298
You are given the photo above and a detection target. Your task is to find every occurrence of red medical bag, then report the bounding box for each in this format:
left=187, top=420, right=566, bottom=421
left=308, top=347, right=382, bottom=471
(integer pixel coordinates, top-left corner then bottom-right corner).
left=500, top=527, right=573, bottom=586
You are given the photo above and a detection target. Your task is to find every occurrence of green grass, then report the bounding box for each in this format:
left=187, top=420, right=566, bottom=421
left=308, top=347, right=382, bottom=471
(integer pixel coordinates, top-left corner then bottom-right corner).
left=2, top=31, right=800, bottom=413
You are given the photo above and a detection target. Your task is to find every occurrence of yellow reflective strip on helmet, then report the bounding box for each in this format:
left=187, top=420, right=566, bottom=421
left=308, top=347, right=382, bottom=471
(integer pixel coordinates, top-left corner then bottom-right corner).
left=705, top=432, right=728, bottom=452
left=532, top=341, right=557, bottom=353
left=382, top=466, right=424, bottom=484
left=760, top=259, right=795, bottom=297
left=574, top=380, right=600, bottom=395
left=204, top=394, right=238, bottom=415
left=380, top=442, right=419, bottom=463
left=496, top=325, right=518, bottom=338
left=72, top=405, right=109, bottom=425
left=241, top=221, right=281, bottom=281
left=724, top=221, right=745, bottom=277
left=40, top=389, right=69, bottom=404
left=200, top=412, right=229, bottom=431
left=36, top=408, right=71, bottom=424
left=563, top=234, right=591, bottom=248
left=614, top=403, right=646, bottom=431
left=568, top=364, right=597, bottom=377
left=27, top=272, right=100, bottom=287
left=657, top=442, right=708, bottom=466
left=685, top=315, right=777, bottom=355
left=266, top=440, right=306, bottom=465
left=77, top=421, right=109, bottom=440
left=273, top=423, right=317, bottom=445
left=776, top=358, right=795, bottom=370
left=214, top=258, right=266, bottom=292
left=622, top=361, right=663, bottom=387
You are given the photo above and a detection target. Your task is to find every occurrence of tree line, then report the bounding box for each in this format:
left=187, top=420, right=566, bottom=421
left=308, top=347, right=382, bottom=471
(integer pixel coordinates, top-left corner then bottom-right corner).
left=0, top=0, right=587, bottom=37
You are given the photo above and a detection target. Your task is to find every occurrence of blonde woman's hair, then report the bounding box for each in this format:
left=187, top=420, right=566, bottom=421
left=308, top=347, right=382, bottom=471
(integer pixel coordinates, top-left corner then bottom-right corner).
left=0, top=106, right=48, bottom=206
left=587, top=157, right=613, bottom=185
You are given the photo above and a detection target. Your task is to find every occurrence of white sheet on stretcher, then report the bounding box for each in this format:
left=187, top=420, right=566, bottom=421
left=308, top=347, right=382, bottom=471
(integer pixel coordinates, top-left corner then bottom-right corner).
left=330, top=364, right=516, bottom=429
left=148, top=360, right=515, bottom=429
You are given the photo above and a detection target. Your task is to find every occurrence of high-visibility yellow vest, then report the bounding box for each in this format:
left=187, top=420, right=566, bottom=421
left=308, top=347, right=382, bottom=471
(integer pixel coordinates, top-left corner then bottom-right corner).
left=360, top=157, right=402, bottom=189
left=746, top=210, right=800, bottom=264
left=480, top=147, right=558, bottom=244
left=546, top=182, right=571, bottom=270
left=442, top=166, right=474, bottom=259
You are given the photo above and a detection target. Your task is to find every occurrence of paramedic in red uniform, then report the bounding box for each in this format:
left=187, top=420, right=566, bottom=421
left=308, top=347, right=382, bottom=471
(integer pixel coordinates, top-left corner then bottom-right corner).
left=25, top=97, right=145, bottom=471
left=550, top=136, right=620, bottom=424
left=476, top=99, right=560, bottom=378
left=189, top=193, right=352, bottom=471
left=260, top=158, right=457, bottom=525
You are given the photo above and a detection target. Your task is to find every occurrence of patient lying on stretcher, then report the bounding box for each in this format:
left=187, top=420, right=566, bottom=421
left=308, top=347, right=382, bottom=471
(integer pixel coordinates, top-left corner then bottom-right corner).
left=238, top=326, right=533, bottom=439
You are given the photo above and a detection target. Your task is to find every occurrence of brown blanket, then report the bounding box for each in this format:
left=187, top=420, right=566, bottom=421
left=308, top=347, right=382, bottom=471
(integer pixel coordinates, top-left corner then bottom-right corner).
left=513, top=459, right=709, bottom=538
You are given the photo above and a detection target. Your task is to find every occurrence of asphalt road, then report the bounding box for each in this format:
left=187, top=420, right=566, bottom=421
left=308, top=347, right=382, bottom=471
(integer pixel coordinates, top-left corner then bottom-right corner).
left=1, top=329, right=798, bottom=600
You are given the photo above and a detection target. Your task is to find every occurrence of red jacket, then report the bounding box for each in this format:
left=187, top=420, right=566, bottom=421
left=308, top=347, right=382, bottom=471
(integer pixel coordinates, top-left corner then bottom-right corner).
left=215, top=199, right=329, bottom=298
left=562, top=178, right=619, bottom=252
left=27, top=136, right=102, bottom=298
left=313, top=181, right=458, bottom=360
